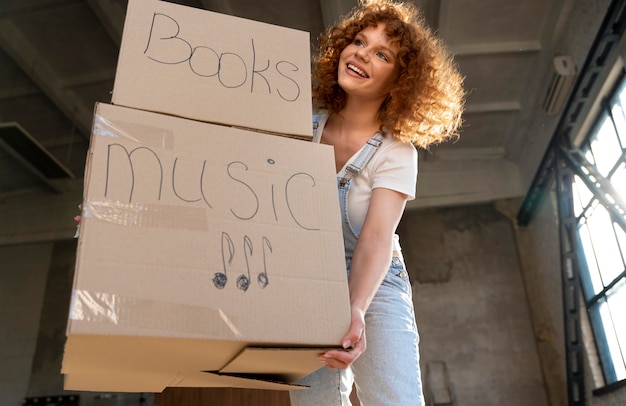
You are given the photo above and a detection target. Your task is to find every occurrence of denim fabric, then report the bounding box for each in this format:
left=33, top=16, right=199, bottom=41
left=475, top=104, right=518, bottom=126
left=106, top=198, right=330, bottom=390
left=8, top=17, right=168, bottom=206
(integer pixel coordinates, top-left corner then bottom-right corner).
left=289, top=178, right=425, bottom=405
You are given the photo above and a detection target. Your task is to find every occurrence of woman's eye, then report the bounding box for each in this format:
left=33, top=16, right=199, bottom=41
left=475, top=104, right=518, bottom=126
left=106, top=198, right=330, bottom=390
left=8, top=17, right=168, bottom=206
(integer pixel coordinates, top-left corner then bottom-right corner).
left=377, top=52, right=389, bottom=61
left=354, top=39, right=364, bottom=46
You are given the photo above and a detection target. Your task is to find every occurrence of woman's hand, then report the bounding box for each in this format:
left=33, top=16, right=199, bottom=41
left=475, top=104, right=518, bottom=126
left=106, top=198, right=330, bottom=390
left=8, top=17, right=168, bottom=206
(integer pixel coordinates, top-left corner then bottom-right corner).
left=73, top=204, right=82, bottom=238
left=74, top=204, right=82, bottom=223
left=318, top=307, right=366, bottom=369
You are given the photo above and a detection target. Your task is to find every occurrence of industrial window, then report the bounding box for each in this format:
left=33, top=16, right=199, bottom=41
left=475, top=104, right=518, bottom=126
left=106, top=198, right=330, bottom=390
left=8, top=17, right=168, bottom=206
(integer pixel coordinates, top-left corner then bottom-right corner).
left=573, top=73, right=626, bottom=385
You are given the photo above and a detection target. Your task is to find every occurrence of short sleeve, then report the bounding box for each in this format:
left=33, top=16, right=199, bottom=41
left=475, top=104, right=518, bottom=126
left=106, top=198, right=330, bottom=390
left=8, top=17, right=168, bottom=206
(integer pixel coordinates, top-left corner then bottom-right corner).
left=369, top=139, right=418, bottom=200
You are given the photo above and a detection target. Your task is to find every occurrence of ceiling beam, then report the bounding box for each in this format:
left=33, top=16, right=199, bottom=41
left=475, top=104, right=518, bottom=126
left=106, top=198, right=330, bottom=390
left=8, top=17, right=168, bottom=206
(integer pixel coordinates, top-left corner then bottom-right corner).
left=318, top=0, right=357, bottom=28
left=408, top=158, right=523, bottom=209
left=87, top=0, right=127, bottom=47
left=57, top=69, right=117, bottom=89
left=413, top=0, right=440, bottom=31
left=429, top=147, right=507, bottom=161
left=200, top=0, right=236, bottom=14
left=0, top=84, right=41, bottom=100
left=451, top=41, right=542, bottom=56
left=464, top=101, right=522, bottom=114
left=0, top=20, right=93, bottom=136
left=0, top=0, right=81, bottom=17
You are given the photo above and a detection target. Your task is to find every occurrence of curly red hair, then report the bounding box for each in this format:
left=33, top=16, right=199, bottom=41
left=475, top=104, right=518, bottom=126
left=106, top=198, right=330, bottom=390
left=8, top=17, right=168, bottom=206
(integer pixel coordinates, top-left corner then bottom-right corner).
left=313, top=0, right=465, bottom=148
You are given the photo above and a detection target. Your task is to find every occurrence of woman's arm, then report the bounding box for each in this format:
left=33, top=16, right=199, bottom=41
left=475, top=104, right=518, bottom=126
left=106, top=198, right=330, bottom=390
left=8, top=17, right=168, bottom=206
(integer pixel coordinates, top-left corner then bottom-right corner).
left=320, top=187, right=409, bottom=369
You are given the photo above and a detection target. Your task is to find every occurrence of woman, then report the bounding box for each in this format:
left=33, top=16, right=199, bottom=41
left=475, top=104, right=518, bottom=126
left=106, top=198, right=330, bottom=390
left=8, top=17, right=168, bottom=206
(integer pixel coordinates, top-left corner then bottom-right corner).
left=290, top=1, right=464, bottom=405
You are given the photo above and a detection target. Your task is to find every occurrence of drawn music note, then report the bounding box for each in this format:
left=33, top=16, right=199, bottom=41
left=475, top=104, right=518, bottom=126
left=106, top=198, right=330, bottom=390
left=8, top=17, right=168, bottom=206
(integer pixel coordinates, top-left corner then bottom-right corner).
left=237, top=235, right=253, bottom=291
left=258, top=236, right=271, bottom=288
left=214, top=232, right=234, bottom=289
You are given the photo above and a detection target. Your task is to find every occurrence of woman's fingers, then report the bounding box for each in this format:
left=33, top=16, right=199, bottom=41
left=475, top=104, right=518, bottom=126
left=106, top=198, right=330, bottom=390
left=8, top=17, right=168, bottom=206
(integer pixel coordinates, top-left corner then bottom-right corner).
left=319, top=340, right=365, bottom=369
left=75, top=204, right=82, bottom=223
left=318, top=306, right=367, bottom=369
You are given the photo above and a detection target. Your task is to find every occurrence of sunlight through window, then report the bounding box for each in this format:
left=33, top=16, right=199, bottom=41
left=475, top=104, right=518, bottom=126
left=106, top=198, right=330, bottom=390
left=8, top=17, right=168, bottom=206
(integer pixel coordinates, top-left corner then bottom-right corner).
left=574, top=74, right=626, bottom=385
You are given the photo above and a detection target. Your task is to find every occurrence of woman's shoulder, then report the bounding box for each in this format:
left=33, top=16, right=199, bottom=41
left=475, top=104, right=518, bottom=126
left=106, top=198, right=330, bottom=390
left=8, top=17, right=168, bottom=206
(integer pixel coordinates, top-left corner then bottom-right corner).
left=370, top=132, right=418, bottom=171
left=380, top=132, right=417, bottom=156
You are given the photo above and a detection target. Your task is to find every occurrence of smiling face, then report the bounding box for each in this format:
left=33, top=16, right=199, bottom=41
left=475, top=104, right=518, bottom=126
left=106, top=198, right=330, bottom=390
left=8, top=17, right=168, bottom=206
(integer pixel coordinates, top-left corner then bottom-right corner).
left=337, top=23, right=400, bottom=105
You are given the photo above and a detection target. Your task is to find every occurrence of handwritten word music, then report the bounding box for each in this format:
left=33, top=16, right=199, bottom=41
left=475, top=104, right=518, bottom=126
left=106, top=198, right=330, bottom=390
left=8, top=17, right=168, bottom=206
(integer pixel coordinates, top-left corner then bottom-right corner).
left=102, top=142, right=323, bottom=292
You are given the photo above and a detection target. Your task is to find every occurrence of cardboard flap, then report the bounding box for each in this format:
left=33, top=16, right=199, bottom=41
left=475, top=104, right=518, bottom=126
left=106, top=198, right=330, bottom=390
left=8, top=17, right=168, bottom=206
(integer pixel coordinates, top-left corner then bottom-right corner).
left=63, top=368, right=309, bottom=393
left=219, top=346, right=341, bottom=383
left=64, top=369, right=177, bottom=393
left=171, top=370, right=309, bottom=391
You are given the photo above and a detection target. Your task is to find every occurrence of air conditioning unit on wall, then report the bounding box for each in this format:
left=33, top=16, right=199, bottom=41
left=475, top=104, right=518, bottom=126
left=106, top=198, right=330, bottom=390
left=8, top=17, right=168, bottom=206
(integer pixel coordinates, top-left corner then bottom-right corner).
left=542, top=55, right=577, bottom=116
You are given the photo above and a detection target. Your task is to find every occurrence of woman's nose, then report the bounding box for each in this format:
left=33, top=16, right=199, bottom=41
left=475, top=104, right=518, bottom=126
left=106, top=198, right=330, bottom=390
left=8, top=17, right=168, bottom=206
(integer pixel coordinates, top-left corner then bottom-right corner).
left=355, top=46, right=369, bottom=61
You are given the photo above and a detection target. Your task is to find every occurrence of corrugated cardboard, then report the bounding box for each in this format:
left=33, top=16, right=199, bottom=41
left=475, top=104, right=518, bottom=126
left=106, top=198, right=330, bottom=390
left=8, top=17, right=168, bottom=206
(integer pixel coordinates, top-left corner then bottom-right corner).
left=61, top=103, right=350, bottom=392
left=111, top=0, right=313, bottom=139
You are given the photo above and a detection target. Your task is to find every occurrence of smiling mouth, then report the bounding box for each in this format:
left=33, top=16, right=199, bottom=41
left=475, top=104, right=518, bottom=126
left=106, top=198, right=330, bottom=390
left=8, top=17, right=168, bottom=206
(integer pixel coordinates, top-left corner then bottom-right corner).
left=347, top=63, right=368, bottom=78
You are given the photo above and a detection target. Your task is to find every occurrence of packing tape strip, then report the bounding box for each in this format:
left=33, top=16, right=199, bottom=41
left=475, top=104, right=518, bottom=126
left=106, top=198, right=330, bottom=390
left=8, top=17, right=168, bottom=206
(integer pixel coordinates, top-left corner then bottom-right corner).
left=93, top=113, right=176, bottom=150
left=69, top=289, right=242, bottom=338
left=82, top=198, right=209, bottom=231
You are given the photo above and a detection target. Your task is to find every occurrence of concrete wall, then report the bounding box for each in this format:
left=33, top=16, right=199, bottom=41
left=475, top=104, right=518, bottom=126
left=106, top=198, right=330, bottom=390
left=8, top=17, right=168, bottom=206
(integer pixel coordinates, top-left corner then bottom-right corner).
left=0, top=237, right=152, bottom=406
left=398, top=199, right=626, bottom=406
left=0, top=242, right=52, bottom=406
left=499, top=193, right=568, bottom=406
left=0, top=187, right=152, bottom=406
left=399, top=203, right=549, bottom=406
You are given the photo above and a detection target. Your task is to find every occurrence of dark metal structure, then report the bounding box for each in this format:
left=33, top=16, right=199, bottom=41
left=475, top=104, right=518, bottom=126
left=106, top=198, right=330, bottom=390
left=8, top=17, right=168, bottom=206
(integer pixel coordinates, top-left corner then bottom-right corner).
left=517, top=0, right=626, bottom=403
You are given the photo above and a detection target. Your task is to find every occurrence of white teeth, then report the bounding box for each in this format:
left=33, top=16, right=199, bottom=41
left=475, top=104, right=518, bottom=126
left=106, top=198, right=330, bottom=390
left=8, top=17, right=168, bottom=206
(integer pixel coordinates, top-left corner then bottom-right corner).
left=347, top=63, right=367, bottom=78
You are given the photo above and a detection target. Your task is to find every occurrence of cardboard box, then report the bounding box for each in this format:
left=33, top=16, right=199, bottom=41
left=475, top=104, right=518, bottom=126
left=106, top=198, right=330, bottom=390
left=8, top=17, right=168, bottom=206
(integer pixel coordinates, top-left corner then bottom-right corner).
left=111, top=0, right=313, bottom=139
left=61, top=103, right=350, bottom=392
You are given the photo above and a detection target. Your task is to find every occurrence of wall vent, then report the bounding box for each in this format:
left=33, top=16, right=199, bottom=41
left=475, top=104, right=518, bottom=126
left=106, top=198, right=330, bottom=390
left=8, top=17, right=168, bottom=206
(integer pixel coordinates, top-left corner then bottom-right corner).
left=542, top=55, right=577, bottom=116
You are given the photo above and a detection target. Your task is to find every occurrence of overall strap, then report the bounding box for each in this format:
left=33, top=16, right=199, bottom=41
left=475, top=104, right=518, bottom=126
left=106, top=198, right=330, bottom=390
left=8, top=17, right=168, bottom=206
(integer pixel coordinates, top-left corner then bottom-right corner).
left=340, top=132, right=385, bottom=185
left=313, top=115, right=320, bottom=138
left=345, top=132, right=385, bottom=177
left=312, top=111, right=329, bottom=143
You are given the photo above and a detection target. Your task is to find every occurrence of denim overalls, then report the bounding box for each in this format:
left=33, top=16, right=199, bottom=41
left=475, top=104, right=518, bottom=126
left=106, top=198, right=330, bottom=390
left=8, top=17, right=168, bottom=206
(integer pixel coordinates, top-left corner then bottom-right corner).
left=289, top=116, right=425, bottom=406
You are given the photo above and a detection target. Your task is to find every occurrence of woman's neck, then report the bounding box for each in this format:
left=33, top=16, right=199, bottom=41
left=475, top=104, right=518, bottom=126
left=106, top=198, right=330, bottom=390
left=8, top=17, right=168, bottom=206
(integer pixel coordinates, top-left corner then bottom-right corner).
left=329, top=97, right=383, bottom=138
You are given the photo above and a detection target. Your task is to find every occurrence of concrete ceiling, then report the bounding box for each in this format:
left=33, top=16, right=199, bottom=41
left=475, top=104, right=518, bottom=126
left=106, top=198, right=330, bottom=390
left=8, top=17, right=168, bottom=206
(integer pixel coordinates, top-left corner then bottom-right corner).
left=0, top=0, right=577, bottom=209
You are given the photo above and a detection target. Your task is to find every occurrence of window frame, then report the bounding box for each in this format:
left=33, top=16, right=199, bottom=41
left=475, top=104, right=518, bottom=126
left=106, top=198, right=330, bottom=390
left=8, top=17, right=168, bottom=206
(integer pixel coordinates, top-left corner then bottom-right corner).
left=570, top=69, right=626, bottom=386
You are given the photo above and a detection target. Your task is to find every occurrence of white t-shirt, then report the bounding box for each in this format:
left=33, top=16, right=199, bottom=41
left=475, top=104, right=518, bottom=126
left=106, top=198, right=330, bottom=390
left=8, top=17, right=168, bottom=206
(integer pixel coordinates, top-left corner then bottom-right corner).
left=313, top=112, right=418, bottom=251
